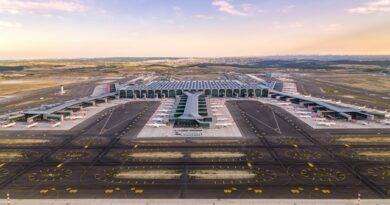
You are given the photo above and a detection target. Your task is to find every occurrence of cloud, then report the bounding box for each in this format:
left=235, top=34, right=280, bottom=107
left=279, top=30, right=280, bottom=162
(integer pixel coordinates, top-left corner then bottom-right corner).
left=0, top=0, right=87, bottom=14
left=279, top=5, right=295, bottom=14
left=241, top=3, right=264, bottom=14
left=289, top=22, right=303, bottom=28
left=273, top=21, right=304, bottom=29
left=193, top=14, right=215, bottom=20
left=164, top=19, right=175, bottom=25
left=0, top=20, right=22, bottom=28
left=42, top=14, right=53, bottom=18
left=173, top=6, right=182, bottom=16
left=212, top=0, right=247, bottom=16
left=349, top=0, right=390, bottom=14
left=321, top=23, right=343, bottom=32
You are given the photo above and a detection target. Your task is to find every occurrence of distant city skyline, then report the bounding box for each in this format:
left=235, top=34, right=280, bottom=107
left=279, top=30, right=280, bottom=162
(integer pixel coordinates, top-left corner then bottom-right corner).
left=1, top=0, right=390, bottom=59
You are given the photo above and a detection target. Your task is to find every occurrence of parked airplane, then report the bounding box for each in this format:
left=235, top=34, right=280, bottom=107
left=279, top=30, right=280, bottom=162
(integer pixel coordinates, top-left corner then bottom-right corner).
left=151, top=117, right=165, bottom=122
left=296, top=108, right=309, bottom=111
left=147, top=123, right=166, bottom=127
left=314, top=118, right=327, bottom=121
left=317, top=121, right=336, bottom=126
left=2, top=122, right=16, bottom=128
left=215, top=122, right=232, bottom=127
left=296, top=111, right=312, bottom=114
left=162, top=106, right=174, bottom=109
left=217, top=118, right=229, bottom=121
left=156, top=113, right=169, bottom=117
left=211, top=105, right=223, bottom=108
left=68, top=115, right=84, bottom=120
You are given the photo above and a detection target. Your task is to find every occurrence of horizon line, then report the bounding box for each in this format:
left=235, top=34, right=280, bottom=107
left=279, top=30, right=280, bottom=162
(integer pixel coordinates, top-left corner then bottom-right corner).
left=2, top=54, right=390, bottom=61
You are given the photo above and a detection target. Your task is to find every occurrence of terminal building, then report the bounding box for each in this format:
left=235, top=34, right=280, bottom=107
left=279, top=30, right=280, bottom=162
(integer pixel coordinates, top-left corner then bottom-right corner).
left=3, top=91, right=117, bottom=124
left=3, top=80, right=267, bottom=124
left=270, top=91, right=378, bottom=121
left=118, top=80, right=269, bottom=99
left=170, top=92, right=212, bottom=128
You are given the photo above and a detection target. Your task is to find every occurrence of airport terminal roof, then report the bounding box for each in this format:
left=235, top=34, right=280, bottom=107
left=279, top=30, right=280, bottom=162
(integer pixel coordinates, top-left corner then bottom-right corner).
left=271, top=91, right=366, bottom=115
left=23, top=92, right=116, bottom=115
left=121, top=80, right=268, bottom=90
left=178, top=92, right=203, bottom=120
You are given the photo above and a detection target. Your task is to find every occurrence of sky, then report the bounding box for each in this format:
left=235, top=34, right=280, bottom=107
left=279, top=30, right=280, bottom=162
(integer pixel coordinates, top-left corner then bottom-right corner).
left=0, top=0, right=390, bottom=59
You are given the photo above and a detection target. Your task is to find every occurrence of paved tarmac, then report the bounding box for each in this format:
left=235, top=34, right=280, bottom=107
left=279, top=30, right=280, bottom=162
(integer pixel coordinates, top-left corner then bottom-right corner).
left=1, top=199, right=389, bottom=205
left=0, top=100, right=388, bottom=199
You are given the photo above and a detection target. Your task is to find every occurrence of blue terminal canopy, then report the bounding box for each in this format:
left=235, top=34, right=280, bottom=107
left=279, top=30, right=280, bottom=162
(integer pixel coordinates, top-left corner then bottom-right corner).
left=122, top=80, right=267, bottom=90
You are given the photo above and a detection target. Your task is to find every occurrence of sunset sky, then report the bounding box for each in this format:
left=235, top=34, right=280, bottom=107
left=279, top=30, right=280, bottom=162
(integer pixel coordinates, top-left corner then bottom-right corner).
left=1, top=0, right=390, bottom=59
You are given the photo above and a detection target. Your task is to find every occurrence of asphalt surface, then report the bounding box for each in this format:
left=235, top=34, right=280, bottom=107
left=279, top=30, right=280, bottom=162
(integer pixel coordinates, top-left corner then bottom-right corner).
left=0, top=100, right=388, bottom=199
left=294, top=77, right=390, bottom=110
